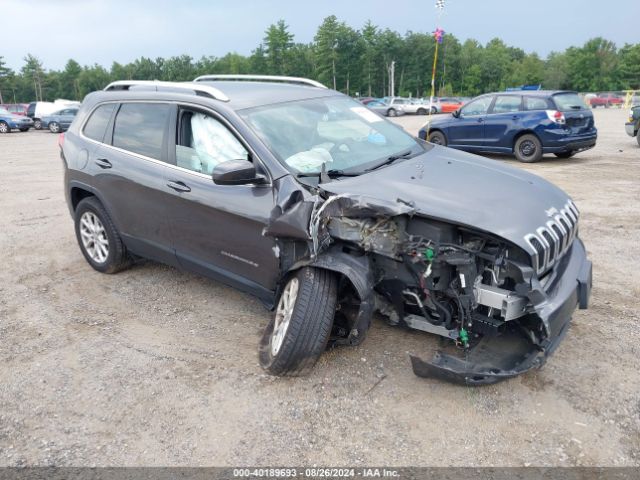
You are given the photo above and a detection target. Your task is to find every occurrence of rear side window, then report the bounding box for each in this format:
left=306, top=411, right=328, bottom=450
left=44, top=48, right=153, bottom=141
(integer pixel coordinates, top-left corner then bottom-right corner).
left=113, top=103, right=171, bottom=160
left=492, top=96, right=521, bottom=114
left=553, top=93, right=588, bottom=112
left=83, top=104, right=116, bottom=142
left=524, top=97, right=549, bottom=111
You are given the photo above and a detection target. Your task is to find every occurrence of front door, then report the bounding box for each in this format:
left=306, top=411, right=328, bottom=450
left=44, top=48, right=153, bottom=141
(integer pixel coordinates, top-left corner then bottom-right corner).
left=163, top=107, right=280, bottom=300
left=446, top=95, right=494, bottom=149
left=483, top=95, right=523, bottom=151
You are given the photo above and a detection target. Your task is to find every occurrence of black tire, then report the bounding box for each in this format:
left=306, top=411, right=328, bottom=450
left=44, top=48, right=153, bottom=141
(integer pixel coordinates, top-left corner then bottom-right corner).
left=637, top=134, right=640, bottom=147
left=514, top=134, right=543, bottom=163
left=431, top=106, right=438, bottom=114
left=387, top=108, right=397, bottom=117
left=74, top=196, right=132, bottom=274
left=554, top=151, right=575, bottom=159
left=259, top=267, right=338, bottom=376
left=19, top=128, right=29, bottom=132
left=34, top=119, right=42, bottom=130
left=0, top=121, right=9, bottom=134
left=417, top=108, right=427, bottom=115
left=428, top=130, right=447, bottom=146
left=48, top=122, right=60, bottom=133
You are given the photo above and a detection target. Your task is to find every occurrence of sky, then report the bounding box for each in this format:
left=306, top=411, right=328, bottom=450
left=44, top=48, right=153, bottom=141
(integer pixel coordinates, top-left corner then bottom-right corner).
left=2, top=0, right=639, bottom=71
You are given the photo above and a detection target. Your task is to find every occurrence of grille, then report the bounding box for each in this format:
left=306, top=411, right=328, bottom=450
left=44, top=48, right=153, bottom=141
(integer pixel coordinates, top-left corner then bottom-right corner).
left=524, top=200, right=579, bottom=275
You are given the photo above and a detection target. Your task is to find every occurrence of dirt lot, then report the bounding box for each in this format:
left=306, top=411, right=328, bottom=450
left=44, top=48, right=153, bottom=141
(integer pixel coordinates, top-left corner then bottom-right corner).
left=0, top=109, right=638, bottom=467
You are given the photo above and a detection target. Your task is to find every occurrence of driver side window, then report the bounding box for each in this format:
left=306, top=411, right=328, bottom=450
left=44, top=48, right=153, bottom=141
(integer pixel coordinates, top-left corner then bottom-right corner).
left=176, top=110, right=249, bottom=175
left=461, top=96, right=493, bottom=116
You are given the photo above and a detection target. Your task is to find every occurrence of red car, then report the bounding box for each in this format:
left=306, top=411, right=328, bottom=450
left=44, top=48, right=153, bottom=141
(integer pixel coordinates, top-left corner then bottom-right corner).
left=589, top=94, right=623, bottom=108
left=0, top=103, right=29, bottom=116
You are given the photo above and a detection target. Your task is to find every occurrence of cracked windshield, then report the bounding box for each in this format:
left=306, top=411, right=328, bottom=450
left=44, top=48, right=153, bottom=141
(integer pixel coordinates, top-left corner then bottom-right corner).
left=240, top=96, right=423, bottom=175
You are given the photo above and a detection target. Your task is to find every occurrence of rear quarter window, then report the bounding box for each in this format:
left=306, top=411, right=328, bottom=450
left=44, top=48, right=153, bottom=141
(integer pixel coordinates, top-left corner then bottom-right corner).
left=553, top=93, right=588, bottom=112
left=83, top=104, right=116, bottom=142
left=524, top=97, right=550, bottom=111
left=112, top=103, right=171, bottom=160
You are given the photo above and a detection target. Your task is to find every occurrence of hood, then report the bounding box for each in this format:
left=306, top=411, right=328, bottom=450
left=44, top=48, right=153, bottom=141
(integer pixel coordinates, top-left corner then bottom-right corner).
left=321, top=146, right=572, bottom=253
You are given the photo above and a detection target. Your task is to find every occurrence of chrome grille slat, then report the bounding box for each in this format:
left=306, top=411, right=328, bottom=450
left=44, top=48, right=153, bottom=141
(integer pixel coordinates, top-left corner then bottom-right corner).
left=524, top=200, right=579, bottom=275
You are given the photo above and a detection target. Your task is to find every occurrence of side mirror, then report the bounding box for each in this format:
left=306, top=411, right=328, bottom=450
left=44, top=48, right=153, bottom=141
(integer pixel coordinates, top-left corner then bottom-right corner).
left=212, top=159, right=267, bottom=186
left=452, top=109, right=461, bottom=118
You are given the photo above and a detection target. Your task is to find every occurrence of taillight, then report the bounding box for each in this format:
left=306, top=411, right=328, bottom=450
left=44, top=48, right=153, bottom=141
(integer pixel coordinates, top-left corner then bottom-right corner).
left=58, top=132, right=65, bottom=149
left=546, top=110, right=566, bottom=125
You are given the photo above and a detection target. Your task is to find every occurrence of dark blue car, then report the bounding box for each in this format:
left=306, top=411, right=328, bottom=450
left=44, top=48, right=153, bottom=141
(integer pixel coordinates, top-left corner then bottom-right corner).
left=418, top=91, right=597, bottom=162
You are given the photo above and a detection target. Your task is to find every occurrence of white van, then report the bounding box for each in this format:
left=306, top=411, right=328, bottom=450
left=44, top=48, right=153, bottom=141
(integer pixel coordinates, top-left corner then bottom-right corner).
left=27, top=99, right=80, bottom=130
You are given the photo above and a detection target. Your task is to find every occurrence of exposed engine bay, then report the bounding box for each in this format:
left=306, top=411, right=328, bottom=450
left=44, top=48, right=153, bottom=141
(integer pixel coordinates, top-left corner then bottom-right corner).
left=268, top=186, right=592, bottom=385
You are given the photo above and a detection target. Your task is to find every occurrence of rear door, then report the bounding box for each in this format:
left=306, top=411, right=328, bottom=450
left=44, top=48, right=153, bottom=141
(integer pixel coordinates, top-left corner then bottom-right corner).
left=163, top=106, right=280, bottom=297
left=87, top=101, right=177, bottom=266
left=446, top=95, right=494, bottom=149
left=483, top=95, right=523, bottom=151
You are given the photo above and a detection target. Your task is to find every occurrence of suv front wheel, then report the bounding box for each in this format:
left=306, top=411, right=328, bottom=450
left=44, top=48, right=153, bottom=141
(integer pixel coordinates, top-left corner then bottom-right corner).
left=260, top=267, right=338, bottom=376
left=74, top=197, right=132, bottom=274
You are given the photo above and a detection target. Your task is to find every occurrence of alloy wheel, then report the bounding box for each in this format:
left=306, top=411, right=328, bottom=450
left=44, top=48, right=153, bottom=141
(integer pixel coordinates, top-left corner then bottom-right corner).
left=79, top=211, right=109, bottom=264
left=271, top=277, right=299, bottom=356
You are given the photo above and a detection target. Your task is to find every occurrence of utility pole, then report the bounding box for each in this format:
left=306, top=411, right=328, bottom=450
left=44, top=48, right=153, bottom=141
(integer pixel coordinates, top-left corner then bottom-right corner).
left=389, top=61, right=396, bottom=97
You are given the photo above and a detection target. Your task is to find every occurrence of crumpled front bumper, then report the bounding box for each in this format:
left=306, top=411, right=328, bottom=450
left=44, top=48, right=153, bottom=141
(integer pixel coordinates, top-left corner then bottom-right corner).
left=410, top=239, right=592, bottom=385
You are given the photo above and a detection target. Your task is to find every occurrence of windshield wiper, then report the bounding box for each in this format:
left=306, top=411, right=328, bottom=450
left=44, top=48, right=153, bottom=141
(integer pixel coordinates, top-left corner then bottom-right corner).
left=295, top=169, right=360, bottom=179
left=364, top=149, right=414, bottom=172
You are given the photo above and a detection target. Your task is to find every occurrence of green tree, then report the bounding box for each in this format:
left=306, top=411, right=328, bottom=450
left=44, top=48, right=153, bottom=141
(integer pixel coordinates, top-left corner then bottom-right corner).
left=21, top=54, right=46, bottom=101
left=314, top=15, right=341, bottom=89
left=617, top=43, right=640, bottom=89
left=263, top=20, right=294, bottom=75
left=0, top=56, right=13, bottom=103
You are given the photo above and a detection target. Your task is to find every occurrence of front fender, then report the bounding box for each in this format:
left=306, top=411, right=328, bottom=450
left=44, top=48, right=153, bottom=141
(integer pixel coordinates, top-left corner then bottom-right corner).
left=288, top=247, right=375, bottom=345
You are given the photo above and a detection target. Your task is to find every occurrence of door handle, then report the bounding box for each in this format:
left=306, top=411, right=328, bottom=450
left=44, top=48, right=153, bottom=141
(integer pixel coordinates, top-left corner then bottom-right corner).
left=95, top=158, right=112, bottom=169
left=166, top=180, right=191, bottom=193
left=512, top=115, right=520, bottom=120
left=477, top=118, right=484, bottom=123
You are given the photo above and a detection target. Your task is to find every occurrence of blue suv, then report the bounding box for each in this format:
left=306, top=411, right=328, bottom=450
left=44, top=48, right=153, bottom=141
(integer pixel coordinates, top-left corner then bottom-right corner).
left=419, top=91, right=597, bottom=162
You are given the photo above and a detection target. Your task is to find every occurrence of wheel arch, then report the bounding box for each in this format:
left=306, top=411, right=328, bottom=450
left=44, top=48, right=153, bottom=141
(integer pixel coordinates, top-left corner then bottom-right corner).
left=284, top=247, right=375, bottom=345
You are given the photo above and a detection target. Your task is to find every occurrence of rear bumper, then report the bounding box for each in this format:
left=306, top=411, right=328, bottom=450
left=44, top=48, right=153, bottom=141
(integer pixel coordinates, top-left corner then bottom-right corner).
left=626, top=122, right=637, bottom=137
left=411, top=239, right=592, bottom=385
left=542, top=130, right=597, bottom=154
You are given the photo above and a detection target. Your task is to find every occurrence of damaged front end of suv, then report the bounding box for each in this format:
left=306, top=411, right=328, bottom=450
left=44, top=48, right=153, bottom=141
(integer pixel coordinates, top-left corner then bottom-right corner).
left=240, top=93, right=592, bottom=385
left=263, top=157, right=591, bottom=385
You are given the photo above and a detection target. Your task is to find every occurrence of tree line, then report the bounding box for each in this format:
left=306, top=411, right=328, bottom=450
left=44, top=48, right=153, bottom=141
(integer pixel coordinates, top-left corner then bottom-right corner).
left=1, top=16, right=639, bottom=104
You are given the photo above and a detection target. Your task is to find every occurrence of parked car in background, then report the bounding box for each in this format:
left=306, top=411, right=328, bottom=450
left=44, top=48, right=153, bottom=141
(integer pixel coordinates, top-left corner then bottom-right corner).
left=357, top=97, right=377, bottom=105
left=41, top=107, right=79, bottom=133
left=0, top=107, right=34, bottom=133
left=419, top=90, right=597, bottom=162
left=27, top=99, right=80, bottom=129
left=589, top=93, right=623, bottom=108
left=436, top=97, right=464, bottom=113
left=625, top=105, right=640, bottom=147
left=384, top=97, right=412, bottom=117
left=0, top=103, right=29, bottom=116
left=367, top=99, right=406, bottom=117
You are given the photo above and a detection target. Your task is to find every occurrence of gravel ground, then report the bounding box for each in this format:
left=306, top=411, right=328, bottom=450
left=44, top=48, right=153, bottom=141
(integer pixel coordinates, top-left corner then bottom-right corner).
left=0, top=108, right=638, bottom=467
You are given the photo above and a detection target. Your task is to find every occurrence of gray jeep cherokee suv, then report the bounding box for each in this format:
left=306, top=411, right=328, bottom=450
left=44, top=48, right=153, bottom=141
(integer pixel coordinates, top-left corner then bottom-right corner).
left=61, top=75, right=592, bottom=384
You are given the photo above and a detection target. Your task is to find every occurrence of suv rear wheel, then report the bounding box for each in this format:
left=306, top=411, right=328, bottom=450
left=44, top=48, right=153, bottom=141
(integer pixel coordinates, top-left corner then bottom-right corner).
left=34, top=119, right=42, bottom=130
left=74, top=197, right=132, bottom=274
left=259, top=267, right=338, bottom=376
left=514, top=134, right=543, bottom=163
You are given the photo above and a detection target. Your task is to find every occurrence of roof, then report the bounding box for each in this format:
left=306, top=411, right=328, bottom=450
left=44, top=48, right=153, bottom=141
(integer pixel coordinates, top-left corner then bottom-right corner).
left=494, top=90, right=576, bottom=97
left=102, top=78, right=340, bottom=111
left=198, top=81, right=339, bottom=110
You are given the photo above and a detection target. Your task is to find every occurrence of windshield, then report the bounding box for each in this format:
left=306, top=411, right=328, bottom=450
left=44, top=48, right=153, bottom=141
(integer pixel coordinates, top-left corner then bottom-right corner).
left=553, top=93, right=588, bottom=111
left=239, top=96, right=422, bottom=175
